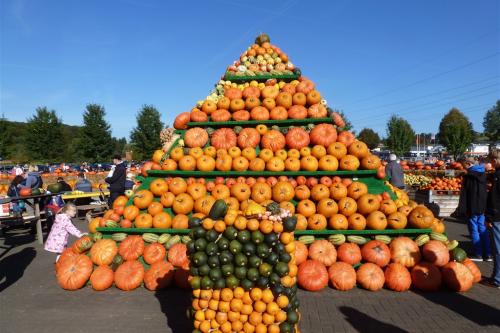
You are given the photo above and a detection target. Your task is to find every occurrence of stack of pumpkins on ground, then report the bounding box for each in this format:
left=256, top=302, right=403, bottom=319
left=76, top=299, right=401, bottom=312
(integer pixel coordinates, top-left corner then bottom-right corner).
left=54, top=232, right=191, bottom=291
left=91, top=175, right=443, bottom=234
left=294, top=234, right=481, bottom=293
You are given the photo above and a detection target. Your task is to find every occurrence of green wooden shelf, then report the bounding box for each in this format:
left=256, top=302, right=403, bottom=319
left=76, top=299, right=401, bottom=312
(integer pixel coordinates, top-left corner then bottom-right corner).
left=95, top=227, right=432, bottom=237
left=223, top=72, right=299, bottom=82
left=147, top=169, right=377, bottom=178
left=183, top=117, right=332, bottom=129
left=294, top=229, right=432, bottom=236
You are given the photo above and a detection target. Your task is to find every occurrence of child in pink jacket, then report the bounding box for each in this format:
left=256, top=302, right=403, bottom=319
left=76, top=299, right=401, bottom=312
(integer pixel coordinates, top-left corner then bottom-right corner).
left=44, top=203, right=86, bottom=261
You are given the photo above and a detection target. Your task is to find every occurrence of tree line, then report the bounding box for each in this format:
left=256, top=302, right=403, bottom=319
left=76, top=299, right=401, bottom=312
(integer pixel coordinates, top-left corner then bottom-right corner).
left=0, top=104, right=164, bottom=163
left=0, top=100, right=498, bottom=163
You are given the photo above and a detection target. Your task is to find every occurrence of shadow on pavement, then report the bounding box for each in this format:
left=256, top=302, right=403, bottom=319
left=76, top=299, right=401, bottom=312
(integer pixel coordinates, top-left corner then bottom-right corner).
left=416, top=290, right=500, bottom=328
left=0, top=246, right=36, bottom=292
left=155, top=287, right=192, bottom=332
left=339, top=306, right=410, bottom=333
left=0, top=228, right=37, bottom=259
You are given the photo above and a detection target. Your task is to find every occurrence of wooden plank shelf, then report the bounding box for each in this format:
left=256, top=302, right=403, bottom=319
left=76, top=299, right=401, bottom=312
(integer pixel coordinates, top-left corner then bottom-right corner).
left=182, top=117, right=332, bottom=129
left=147, top=169, right=377, bottom=178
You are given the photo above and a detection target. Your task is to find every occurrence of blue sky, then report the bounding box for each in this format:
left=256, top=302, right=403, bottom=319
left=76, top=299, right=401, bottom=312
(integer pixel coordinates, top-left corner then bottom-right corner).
left=1, top=0, right=499, bottom=139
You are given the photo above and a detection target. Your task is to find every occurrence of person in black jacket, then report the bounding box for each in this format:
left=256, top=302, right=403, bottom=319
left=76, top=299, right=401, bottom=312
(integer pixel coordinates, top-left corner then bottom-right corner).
left=105, top=155, right=126, bottom=207
left=459, top=158, right=491, bottom=261
left=486, top=150, right=500, bottom=287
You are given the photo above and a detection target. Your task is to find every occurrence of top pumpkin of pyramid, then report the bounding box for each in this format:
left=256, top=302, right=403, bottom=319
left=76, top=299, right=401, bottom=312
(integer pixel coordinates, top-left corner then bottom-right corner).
left=224, top=34, right=301, bottom=79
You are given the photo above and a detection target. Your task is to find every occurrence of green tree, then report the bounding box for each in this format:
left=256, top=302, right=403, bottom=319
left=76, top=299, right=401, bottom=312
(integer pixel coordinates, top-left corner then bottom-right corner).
left=385, top=115, right=415, bottom=157
left=130, top=105, right=164, bottom=160
left=0, top=114, right=12, bottom=159
left=357, top=128, right=380, bottom=149
left=112, top=137, right=127, bottom=156
left=437, top=108, right=474, bottom=159
left=77, top=104, right=114, bottom=162
left=25, top=107, right=64, bottom=161
left=483, top=100, right=500, bottom=141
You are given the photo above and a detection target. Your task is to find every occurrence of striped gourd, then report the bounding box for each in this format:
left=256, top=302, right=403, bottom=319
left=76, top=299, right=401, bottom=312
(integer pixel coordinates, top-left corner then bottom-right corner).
left=374, top=235, right=391, bottom=244
left=111, top=233, right=127, bottom=242
left=157, top=234, right=172, bottom=245
left=430, top=232, right=448, bottom=242
left=92, top=232, right=103, bottom=241
left=415, top=234, right=430, bottom=246
left=298, top=235, right=315, bottom=245
left=446, top=239, right=459, bottom=250
left=181, top=235, right=192, bottom=244
left=165, top=235, right=181, bottom=249
left=105, top=220, right=120, bottom=228
left=142, top=233, right=160, bottom=243
left=328, top=234, right=346, bottom=246
left=346, top=235, right=368, bottom=245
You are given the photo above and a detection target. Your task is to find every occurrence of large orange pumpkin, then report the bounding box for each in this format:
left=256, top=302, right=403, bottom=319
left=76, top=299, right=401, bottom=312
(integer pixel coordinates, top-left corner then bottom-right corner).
left=422, top=240, right=450, bottom=267
left=114, top=260, right=145, bottom=291
left=308, top=240, right=337, bottom=267
left=361, top=240, right=391, bottom=267
left=118, top=235, right=145, bottom=261
left=390, top=237, right=421, bottom=268
left=173, top=112, right=190, bottom=130
left=237, top=128, right=260, bottom=149
left=356, top=263, right=385, bottom=291
left=285, top=127, right=310, bottom=150
left=211, top=128, right=237, bottom=150
left=143, top=242, right=167, bottom=265
left=56, top=254, right=93, bottom=290
left=442, top=262, right=474, bottom=292
left=384, top=263, right=411, bottom=292
left=90, top=265, right=114, bottom=291
left=309, top=124, right=337, bottom=147
left=337, top=243, right=362, bottom=265
left=168, top=243, right=189, bottom=269
left=295, top=241, right=308, bottom=266
left=462, top=258, right=481, bottom=283
left=184, top=127, right=209, bottom=148
left=211, top=109, right=231, bottom=122
left=261, top=130, right=286, bottom=152
left=144, top=261, right=175, bottom=291
left=297, top=260, right=329, bottom=292
left=135, top=213, right=153, bottom=228
left=90, top=239, right=118, bottom=266
left=328, top=262, right=356, bottom=291
left=288, top=105, right=308, bottom=119
left=411, top=262, right=442, bottom=291
left=272, top=181, right=295, bottom=203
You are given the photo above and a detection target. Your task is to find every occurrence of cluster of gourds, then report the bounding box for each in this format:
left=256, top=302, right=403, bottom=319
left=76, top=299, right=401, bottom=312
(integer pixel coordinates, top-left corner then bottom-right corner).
left=54, top=232, right=191, bottom=291
left=294, top=233, right=481, bottom=293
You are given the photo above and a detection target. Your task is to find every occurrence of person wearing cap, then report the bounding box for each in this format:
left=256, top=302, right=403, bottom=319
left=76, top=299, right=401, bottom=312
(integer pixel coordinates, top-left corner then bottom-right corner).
left=105, top=154, right=126, bottom=206
left=385, top=154, right=405, bottom=189
left=57, top=176, right=72, bottom=192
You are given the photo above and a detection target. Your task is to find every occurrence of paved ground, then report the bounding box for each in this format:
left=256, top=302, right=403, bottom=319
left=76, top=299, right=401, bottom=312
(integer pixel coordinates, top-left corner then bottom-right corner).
left=1, top=217, right=499, bottom=333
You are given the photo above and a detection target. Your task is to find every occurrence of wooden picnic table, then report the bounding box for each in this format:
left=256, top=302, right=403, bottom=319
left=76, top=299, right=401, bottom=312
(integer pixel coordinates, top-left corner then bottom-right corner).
left=61, top=191, right=110, bottom=200
left=0, top=193, right=57, bottom=244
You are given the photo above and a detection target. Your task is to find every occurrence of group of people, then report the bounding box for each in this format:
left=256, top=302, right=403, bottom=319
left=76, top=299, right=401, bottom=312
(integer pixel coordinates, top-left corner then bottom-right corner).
left=460, top=150, right=500, bottom=288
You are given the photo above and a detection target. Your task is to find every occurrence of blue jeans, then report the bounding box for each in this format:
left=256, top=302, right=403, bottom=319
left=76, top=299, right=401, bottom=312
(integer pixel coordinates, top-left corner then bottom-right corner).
left=468, top=214, right=491, bottom=257
left=491, top=221, right=500, bottom=286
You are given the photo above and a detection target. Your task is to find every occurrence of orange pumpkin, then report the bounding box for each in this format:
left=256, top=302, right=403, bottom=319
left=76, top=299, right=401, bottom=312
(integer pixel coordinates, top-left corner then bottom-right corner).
left=143, top=242, right=167, bottom=265
left=261, top=130, right=286, bottom=152
left=56, top=254, right=93, bottom=290
left=119, top=235, right=145, bottom=261
left=90, top=265, right=114, bottom=291
left=168, top=243, right=189, bottom=268
left=190, top=108, right=208, bottom=122
left=184, top=127, right=209, bottom=148
left=224, top=87, right=243, bottom=100
left=337, top=243, right=362, bottom=265
left=411, top=262, right=442, bottom=291
left=90, top=239, right=118, bottom=266
left=422, top=240, right=450, bottom=267
left=384, top=263, right=411, bottom=292
left=144, top=261, right=174, bottom=291
left=211, top=128, right=237, bottom=150
left=135, top=213, right=153, bottom=228
left=270, top=106, right=288, bottom=120
left=307, top=104, right=327, bottom=118
left=297, top=260, right=328, bottom=292
left=237, top=128, right=260, bottom=149
left=285, top=127, right=310, bottom=149
left=133, top=190, right=154, bottom=209
left=356, top=263, right=385, bottom=291
left=328, top=262, right=356, bottom=291
left=295, top=241, right=308, bottom=266
left=114, top=260, right=145, bottom=291
left=310, top=124, right=337, bottom=147
left=152, top=212, right=172, bottom=229
left=232, top=110, right=250, bottom=121
left=288, top=105, right=308, bottom=119
left=361, top=240, right=391, bottom=267
left=390, top=237, right=421, bottom=268
left=308, top=240, right=337, bottom=267
left=173, top=112, right=190, bottom=130
left=337, top=131, right=355, bottom=147
left=462, top=258, right=481, bottom=283
left=332, top=112, right=345, bottom=128
left=250, top=106, right=270, bottom=121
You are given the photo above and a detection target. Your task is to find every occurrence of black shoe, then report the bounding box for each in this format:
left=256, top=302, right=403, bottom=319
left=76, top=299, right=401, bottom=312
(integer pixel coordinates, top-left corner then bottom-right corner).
left=481, top=279, right=500, bottom=289
left=469, top=255, right=483, bottom=262
left=483, top=256, right=493, bottom=262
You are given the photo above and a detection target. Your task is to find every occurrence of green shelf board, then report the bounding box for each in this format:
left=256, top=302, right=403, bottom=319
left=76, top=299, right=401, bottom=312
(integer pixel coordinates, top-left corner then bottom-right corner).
left=96, top=227, right=190, bottom=235
left=95, top=227, right=432, bottom=236
left=223, top=73, right=299, bottom=82
left=184, top=117, right=332, bottom=129
left=294, top=229, right=432, bottom=236
left=147, top=170, right=377, bottom=178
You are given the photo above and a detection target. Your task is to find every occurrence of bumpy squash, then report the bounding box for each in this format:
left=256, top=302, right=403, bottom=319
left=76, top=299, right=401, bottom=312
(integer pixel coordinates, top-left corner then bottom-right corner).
left=308, top=239, right=337, bottom=267
left=286, top=127, right=310, bottom=149
left=390, top=237, right=421, bottom=268
left=114, top=260, right=145, bottom=291
left=184, top=127, right=209, bottom=148
left=56, top=254, right=93, bottom=290
left=211, top=128, right=237, bottom=150
left=310, top=124, right=337, bottom=147
left=297, top=260, right=329, bottom=292
left=144, top=261, right=175, bottom=291
left=237, top=128, right=261, bottom=149
left=442, top=262, right=474, bottom=292
left=261, top=130, right=286, bottom=152
left=361, top=240, right=391, bottom=267
left=90, top=239, right=118, bottom=266
left=143, top=242, right=167, bottom=265
left=384, top=263, right=411, bottom=292
left=118, top=235, right=145, bottom=261
left=168, top=243, right=189, bottom=269
left=90, top=265, right=114, bottom=291
left=328, top=262, right=356, bottom=291
left=411, top=262, right=442, bottom=291
left=356, top=263, right=385, bottom=291
left=337, top=243, right=362, bottom=265
left=422, top=240, right=450, bottom=267
left=295, top=241, right=308, bottom=266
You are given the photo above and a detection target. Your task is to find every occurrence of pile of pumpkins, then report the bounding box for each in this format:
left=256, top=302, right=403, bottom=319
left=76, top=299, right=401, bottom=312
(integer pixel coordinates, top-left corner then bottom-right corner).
left=294, top=234, right=481, bottom=293
left=55, top=232, right=191, bottom=291
left=91, top=174, right=445, bottom=234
